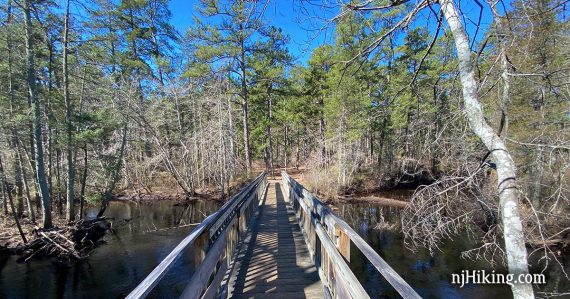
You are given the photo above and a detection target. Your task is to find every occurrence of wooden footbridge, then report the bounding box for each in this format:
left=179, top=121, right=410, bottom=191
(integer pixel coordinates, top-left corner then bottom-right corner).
left=127, top=172, right=421, bottom=299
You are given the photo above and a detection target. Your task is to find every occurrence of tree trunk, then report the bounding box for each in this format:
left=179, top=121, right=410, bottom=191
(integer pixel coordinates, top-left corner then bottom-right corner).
left=97, top=125, right=127, bottom=218
left=1, top=175, right=7, bottom=215
left=56, top=146, right=63, bottom=215
left=267, top=96, right=274, bottom=178
left=377, top=117, right=387, bottom=169
left=432, top=77, right=441, bottom=174
left=369, top=128, right=374, bottom=164
left=0, top=155, right=27, bottom=243
left=79, top=146, right=88, bottom=220
left=440, top=1, right=534, bottom=298
left=63, top=0, right=75, bottom=222
left=219, top=97, right=226, bottom=199
left=18, top=148, right=35, bottom=222
left=24, top=0, right=52, bottom=229
left=226, top=94, right=236, bottom=162
left=47, top=38, right=55, bottom=204
left=489, top=3, right=511, bottom=138
left=283, top=126, right=289, bottom=171
left=18, top=136, right=40, bottom=214
left=6, top=0, right=24, bottom=218
left=295, top=127, right=300, bottom=170
left=319, top=96, right=326, bottom=166
left=239, top=25, right=251, bottom=172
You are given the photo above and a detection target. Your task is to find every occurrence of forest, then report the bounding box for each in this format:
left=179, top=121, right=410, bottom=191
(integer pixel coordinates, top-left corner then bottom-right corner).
left=0, top=0, right=568, bottom=298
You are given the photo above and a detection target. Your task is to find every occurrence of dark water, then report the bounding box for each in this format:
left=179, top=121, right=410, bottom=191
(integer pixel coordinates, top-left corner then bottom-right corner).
left=0, top=200, right=220, bottom=299
left=1, top=199, right=568, bottom=298
left=333, top=202, right=570, bottom=299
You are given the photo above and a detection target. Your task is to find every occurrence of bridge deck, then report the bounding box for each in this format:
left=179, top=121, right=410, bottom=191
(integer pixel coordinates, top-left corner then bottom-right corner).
left=227, top=181, right=324, bottom=298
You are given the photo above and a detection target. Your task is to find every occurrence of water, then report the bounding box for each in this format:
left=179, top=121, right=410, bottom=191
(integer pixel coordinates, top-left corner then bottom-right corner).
left=0, top=200, right=220, bottom=299
left=333, top=202, right=570, bottom=299
left=1, top=199, right=568, bottom=298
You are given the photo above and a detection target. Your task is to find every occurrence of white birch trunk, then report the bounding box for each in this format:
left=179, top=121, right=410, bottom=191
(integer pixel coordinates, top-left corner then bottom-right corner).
left=440, top=1, right=534, bottom=298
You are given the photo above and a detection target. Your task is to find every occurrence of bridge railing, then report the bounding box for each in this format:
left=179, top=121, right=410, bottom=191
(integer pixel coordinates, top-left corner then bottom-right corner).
left=282, top=171, right=421, bottom=299
left=127, top=172, right=268, bottom=299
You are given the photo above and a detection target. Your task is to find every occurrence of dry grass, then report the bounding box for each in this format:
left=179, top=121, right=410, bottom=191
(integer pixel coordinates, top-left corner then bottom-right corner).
left=302, top=166, right=341, bottom=200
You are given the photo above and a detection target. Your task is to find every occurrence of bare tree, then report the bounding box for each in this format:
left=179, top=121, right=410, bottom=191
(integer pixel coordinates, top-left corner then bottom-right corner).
left=63, top=0, right=75, bottom=222
left=439, top=1, right=533, bottom=297
left=23, top=0, right=52, bottom=229
left=302, top=1, right=537, bottom=297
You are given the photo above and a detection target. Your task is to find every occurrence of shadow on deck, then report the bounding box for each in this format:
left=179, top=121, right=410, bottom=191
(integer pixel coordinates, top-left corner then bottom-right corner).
left=227, top=182, right=323, bottom=298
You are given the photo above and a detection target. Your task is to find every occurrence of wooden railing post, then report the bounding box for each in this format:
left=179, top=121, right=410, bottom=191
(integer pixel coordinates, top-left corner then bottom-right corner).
left=238, top=205, right=247, bottom=234
left=280, top=170, right=421, bottom=299
left=194, top=231, right=210, bottom=270
left=128, top=172, right=267, bottom=299
left=334, top=224, right=350, bottom=262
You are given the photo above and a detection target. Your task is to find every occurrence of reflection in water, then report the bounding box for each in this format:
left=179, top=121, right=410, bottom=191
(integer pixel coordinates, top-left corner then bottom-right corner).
left=334, top=202, right=570, bottom=299
left=0, top=200, right=220, bottom=299
left=1, top=199, right=567, bottom=298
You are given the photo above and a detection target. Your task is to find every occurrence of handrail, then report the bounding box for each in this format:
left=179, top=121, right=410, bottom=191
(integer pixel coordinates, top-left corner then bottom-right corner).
left=127, top=172, right=267, bottom=299
left=281, top=171, right=421, bottom=299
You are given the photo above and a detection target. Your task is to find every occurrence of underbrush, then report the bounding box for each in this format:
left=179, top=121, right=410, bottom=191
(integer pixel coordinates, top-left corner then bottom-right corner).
left=303, top=166, right=340, bottom=200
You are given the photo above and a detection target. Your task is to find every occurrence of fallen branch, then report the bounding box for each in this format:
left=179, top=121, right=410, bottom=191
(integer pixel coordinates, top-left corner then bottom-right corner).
left=10, top=219, right=113, bottom=261
left=36, top=229, right=81, bottom=260
left=528, top=238, right=570, bottom=248
left=144, top=223, right=200, bottom=233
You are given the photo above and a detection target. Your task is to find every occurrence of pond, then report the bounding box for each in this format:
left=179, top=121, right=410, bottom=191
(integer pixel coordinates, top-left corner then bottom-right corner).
left=332, top=202, right=570, bottom=299
left=0, top=200, right=220, bottom=299
left=0, top=199, right=568, bottom=298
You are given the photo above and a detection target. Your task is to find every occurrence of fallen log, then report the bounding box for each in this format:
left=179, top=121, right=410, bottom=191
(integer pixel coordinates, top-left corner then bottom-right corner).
left=336, top=195, right=409, bottom=208
left=528, top=238, right=570, bottom=248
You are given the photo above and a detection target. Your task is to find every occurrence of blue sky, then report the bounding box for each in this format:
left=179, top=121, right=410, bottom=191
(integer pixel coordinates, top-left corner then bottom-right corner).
left=168, top=0, right=333, bottom=65
left=167, top=0, right=498, bottom=65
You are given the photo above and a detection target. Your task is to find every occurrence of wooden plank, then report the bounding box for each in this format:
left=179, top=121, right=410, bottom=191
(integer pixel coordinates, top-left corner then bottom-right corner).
left=201, top=260, right=228, bottom=299
left=237, top=181, right=267, bottom=234
left=318, top=202, right=420, bottom=298
left=288, top=184, right=336, bottom=299
left=194, top=231, right=210, bottom=269
left=227, top=182, right=324, bottom=299
left=127, top=172, right=266, bottom=299
left=323, top=285, right=333, bottom=299
left=236, top=282, right=323, bottom=293
left=232, top=289, right=323, bottom=299
left=281, top=171, right=421, bottom=299
left=335, top=224, right=350, bottom=262
left=126, top=212, right=219, bottom=299
left=208, top=190, right=245, bottom=236
left=232, top=276, right=322, bottom=287
left=209, top=173, right=264, bottom=237
left=313, top=218, right=369, bottom=299
left=336, top=221, right=422, bottom=299
left=181, top=218, right=235, bottom=298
